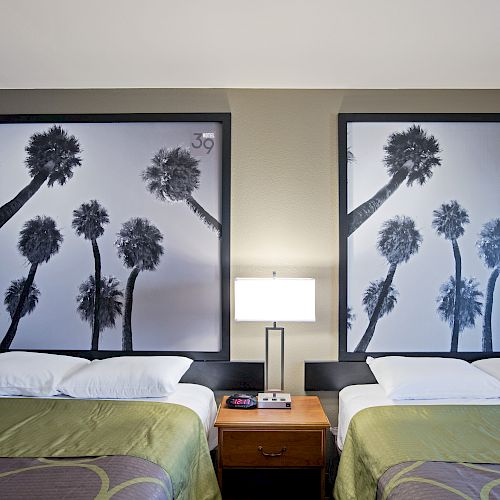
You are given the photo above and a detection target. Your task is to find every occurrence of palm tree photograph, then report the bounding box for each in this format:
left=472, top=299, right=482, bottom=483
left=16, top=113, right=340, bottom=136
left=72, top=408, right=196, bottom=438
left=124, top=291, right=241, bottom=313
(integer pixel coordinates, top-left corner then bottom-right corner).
left=0, top=118, right=226, bottom=353
left=359, top=278, right=398, bottom=340
left=354, top=216, right=421, bottom=352
left=115, top=217, right=164, bottom=351
left=4, top=278, right=40, bottom=323
left=72, top=200, right=110, bottom=350
left=345, top=118, right=500, bottom=354
left=0, top=215, right=63, bottom=349
left=437, top=276, right=483, bottom=342
left=477, top=219, right=500, bottom=352
left=142, top=146, right=222, bottom=237
left=347, top=125, right=441, bottom=236
left=76, top=275, right=123, bottom=346
left=432, top=200, right=470, bottom=351
left=0, top=126, right=82, bottom=229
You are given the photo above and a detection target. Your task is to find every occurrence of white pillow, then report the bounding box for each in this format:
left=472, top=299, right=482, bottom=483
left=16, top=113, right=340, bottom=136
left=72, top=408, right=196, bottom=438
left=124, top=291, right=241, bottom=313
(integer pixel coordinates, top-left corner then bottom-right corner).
left=58, top=356, right=193, bottom=399
left=0, top=351, right=90, bottom=397
left=366, top=356, right=500, bottom=400
left=472, top=358, right=500, bottom=381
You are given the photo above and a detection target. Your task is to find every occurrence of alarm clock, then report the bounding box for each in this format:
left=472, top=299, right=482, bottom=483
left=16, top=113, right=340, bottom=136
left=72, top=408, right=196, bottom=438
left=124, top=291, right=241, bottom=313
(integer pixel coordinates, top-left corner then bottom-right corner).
left=226, top=394, right=257, bottom=409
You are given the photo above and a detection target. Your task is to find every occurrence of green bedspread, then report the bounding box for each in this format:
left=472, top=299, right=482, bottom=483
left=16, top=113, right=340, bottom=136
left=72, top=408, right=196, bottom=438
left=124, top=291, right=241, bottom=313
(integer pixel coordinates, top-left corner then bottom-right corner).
left=0, top=398, right=221, bottom=500
left=334, top=405, right=500, bottom=500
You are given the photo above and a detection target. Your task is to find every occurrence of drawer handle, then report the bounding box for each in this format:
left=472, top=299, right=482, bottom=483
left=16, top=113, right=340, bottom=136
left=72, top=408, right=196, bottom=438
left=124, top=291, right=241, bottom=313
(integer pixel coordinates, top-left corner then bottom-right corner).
left=257, top=445, right=287, bottom=457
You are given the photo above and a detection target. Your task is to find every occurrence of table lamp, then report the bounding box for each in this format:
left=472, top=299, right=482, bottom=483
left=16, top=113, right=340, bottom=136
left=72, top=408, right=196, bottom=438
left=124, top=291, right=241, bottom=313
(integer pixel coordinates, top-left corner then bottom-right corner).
left=234, top=272, right=315, bottom=403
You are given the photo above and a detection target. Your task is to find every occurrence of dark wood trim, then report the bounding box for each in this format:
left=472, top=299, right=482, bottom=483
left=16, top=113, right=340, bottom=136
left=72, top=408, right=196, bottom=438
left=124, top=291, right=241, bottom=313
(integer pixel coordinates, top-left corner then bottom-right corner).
left=338, top=114, right=348, bottom=360
left=305, top=361, right=375, bottom=391
left=0, top=113, right=232, bottom=124
left=0, top=113, right=231, bottom=361
left=338, top=113, right=500, bottom=124
left=220, top=113, right=231, bottom=361
left=338, top=113, right=500, bottom=361
left=181, top=361, right=263, bottom=391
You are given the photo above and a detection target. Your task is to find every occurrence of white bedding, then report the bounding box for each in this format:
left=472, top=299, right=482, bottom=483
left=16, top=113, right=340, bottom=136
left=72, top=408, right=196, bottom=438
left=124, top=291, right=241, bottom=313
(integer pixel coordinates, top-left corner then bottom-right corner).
left=337, top=383, right=500, bottom=451
left=0, top=382, right=218, bottom=450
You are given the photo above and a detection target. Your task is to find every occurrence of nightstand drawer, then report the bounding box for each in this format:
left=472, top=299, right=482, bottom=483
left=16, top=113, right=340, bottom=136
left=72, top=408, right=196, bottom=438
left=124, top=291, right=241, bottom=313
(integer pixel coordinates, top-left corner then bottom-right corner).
left=220, top=430, right=324, bottom=467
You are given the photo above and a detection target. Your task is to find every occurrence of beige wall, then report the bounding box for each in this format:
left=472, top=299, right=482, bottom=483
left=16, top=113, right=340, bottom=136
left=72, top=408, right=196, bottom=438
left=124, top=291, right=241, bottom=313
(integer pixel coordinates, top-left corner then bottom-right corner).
left=1, top=89, right=500, bottom=393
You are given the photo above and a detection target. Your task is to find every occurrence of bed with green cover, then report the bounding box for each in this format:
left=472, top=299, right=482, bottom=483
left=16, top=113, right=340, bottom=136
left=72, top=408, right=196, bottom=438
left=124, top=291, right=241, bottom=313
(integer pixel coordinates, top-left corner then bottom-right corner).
left=0, top=398, right=221, bottom=500
left=334, top=404, right=500, bottom=500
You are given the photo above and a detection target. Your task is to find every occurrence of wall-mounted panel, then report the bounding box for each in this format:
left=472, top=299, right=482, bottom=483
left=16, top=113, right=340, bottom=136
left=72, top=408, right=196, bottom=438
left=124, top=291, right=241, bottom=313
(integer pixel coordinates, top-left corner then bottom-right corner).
left=339, top=113, right=500, bottom=360
left=0, top=113, right=231, bottom=360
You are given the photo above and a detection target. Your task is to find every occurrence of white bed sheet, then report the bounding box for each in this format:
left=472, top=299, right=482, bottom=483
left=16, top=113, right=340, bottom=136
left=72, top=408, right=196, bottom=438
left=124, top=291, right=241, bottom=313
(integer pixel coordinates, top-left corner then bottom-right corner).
left=0, top=383, right=218, bottom=450
left=337, top=383, right=500, bottom=451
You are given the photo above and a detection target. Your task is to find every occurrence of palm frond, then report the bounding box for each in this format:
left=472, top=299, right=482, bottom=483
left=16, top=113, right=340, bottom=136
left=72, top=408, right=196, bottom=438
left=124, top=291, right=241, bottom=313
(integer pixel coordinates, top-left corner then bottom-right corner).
left=115, top=217, right=164, bottom=271
left=142, top=146, right=200, bottom=202
left=347, top=306, right=356, bottom=330
left=4, top=277, right=40, bottom=319
left=384, top=125, right=441, bottom=186
left=377, top=215, right=422, bottom=265
left=25, top=125, right=82, bottom=185
left=437, top=276, right=483, bottom=331
left=477, top=218, right=500, bottom=269
left=432, top=200, right=469, bottom=240
left=72, top=200, right=109, bottom=240
left=76, top=275, right=123, bottom=332
left=347, top=147, right=355, bottom=164
left=362, top=279, right=399, bottom=319
left=18, top=216, right=63, bottom=264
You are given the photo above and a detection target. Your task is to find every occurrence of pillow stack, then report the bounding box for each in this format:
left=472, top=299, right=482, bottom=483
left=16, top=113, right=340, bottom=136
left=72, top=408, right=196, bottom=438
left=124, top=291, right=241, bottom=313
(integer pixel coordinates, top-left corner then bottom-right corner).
left=0, top=352, right=193, bottom=399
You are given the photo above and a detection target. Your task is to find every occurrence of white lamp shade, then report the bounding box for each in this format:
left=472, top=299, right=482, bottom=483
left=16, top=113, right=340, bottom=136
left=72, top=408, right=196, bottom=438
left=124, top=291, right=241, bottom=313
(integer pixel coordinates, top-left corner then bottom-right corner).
left=234, top=278, right=315, bottom=322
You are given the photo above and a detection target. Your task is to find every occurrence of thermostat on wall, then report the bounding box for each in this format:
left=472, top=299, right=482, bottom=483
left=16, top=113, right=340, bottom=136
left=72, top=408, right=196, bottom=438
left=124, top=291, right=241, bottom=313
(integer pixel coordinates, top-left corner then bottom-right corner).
left=257, top=392, right=292, bottom=409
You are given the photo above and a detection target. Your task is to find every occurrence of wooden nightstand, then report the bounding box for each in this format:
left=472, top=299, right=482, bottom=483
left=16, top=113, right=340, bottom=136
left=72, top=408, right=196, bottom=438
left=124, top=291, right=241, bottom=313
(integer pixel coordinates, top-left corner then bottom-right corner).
left=215, top=395, right=330, bottom=499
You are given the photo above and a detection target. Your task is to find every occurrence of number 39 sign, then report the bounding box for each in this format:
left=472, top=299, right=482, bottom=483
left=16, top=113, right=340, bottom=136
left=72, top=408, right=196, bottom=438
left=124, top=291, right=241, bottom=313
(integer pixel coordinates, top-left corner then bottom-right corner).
left=192, top=132, right=215, bottom=154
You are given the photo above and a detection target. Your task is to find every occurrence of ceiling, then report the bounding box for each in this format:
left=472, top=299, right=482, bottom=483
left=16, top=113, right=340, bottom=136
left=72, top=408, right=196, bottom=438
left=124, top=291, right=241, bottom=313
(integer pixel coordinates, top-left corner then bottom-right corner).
left=1, top=0, right=499, bottom=89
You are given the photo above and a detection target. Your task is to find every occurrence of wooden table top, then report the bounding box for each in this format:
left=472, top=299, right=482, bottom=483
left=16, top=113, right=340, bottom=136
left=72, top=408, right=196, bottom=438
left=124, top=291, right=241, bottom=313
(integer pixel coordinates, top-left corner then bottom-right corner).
left=215, top=395, right=331, bottom=429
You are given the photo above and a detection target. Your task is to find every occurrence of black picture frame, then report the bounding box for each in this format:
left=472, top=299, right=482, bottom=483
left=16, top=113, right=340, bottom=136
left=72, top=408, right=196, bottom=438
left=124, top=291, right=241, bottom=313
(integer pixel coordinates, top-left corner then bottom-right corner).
left=0, top=113, right=231, bottom=361
left=339, top=113, right=500, bottom=361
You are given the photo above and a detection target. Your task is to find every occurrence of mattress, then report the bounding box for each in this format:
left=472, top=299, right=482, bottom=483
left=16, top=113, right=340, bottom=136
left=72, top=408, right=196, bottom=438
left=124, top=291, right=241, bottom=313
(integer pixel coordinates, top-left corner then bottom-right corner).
left=0, top=382, right=218, bottom=450
left=337, top=383, right=500, bottom=450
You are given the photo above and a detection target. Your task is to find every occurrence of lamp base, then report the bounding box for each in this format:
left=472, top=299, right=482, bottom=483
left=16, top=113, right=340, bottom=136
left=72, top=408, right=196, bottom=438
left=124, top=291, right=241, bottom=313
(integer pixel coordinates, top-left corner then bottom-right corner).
left=257, top=392, right=292, bottom=409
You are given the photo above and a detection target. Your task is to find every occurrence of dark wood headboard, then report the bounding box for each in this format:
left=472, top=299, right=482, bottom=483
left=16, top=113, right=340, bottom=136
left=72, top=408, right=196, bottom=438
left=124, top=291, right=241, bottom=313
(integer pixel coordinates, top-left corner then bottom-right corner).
left=181, top=361, right=264, bottom=391
left=305, top=361, right=375, bottom=391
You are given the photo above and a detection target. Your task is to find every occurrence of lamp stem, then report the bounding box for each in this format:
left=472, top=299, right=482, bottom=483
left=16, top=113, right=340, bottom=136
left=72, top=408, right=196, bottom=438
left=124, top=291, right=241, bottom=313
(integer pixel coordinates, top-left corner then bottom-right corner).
left=281, top=326, right=285, bottom=392
left=265, top=326, right=268, bottom=391
left=264, top=323, right=285, bottom=392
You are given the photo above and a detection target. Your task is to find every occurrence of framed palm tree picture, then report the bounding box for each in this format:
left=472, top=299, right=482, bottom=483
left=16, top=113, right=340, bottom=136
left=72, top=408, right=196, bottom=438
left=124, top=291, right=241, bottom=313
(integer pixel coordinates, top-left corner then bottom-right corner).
left=339, top=113, right=500, bottom=361
left=0, top=113, right=230, bottom=360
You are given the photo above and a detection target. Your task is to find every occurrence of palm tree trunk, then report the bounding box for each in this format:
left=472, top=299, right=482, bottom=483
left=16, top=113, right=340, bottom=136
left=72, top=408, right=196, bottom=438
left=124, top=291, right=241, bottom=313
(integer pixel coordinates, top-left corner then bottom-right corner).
left=0, top=171, right=48, bottom=229
left=185, top=196, right=222, bottom=238
left=482, top=266, right=499, bottom=352
left=91, top=239, right=101, bottom=351
left=122, top=266, right=140, bottom=351
left=347, top=165, right=410, bottom=236
left=451, top=239, right=462, bottom=352
left=0, top=263, right=38, bottom=349
left=355, top=263, right=398, bottom=352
